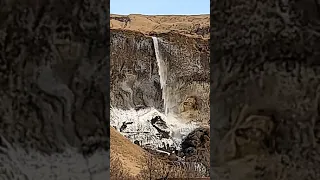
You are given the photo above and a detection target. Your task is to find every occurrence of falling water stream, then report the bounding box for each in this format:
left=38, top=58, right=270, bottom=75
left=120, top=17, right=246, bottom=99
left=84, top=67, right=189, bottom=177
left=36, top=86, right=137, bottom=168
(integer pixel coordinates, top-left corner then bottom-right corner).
left=151, top=36, right=168, bottom=115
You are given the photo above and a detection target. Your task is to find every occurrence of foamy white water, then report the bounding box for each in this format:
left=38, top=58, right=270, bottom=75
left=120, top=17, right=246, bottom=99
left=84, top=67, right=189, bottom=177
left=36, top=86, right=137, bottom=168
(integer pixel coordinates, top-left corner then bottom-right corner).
left=110, top=107, right=199, bottom=150
left=151, top=37, right=168, bottom=115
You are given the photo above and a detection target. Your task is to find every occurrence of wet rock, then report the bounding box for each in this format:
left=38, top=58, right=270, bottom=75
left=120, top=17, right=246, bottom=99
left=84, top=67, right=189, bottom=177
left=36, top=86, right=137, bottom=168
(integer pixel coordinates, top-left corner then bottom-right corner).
left=181, top=127, right=210, bottom=150
left=185, top=147, right=197, bottom=156
left=134, top=140, right=140, bottom=146
left=181, top=127, right=210, bottom=172
left=150, top=116, right=170, bottom=139
left=120, top=122, right=133, bottom=132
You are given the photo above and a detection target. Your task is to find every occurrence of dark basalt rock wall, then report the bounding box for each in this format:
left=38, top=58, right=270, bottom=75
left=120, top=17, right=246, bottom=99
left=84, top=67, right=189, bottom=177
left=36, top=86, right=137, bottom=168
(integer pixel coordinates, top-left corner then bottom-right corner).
left=0, top=0, right=109, bottom=179
left=111, top=29, right=210, bottom=122
left=110, top=29, right=163, bottom=110
left=181, top=127, right=210, bottom=173
left=211, top=0, right=320, bottom=179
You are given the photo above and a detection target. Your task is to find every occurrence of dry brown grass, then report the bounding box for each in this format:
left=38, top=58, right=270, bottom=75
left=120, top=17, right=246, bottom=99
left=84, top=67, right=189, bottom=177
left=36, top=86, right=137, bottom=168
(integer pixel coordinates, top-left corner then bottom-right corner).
left=137, top=154, right=207, bottom=179
left=110, top=126, right=146, bottom=176
left=110, top=14, right=209, bottom=39
left=110, top=156, right=137, bottom=180
left=110, top=126, right=209, bottom=179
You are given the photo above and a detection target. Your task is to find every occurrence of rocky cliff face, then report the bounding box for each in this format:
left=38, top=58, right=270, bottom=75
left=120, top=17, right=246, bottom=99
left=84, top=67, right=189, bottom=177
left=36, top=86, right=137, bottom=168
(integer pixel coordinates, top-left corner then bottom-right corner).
left=211, top=0, right=320, bottom=179
left=111, top=30, right=163, bottom=110
left=110, top=15, right=210, bottom=176
left=111, top=29, right=210, bottom=123
left=0, top=1, right=109, bottom=179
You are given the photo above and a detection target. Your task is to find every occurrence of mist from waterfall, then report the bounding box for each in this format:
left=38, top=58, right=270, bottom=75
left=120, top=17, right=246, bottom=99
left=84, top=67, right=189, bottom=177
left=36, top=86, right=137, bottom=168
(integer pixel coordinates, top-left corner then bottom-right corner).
left=152, top=36, right=168, bottom=115
left=110, top=107, right=199, bottom=150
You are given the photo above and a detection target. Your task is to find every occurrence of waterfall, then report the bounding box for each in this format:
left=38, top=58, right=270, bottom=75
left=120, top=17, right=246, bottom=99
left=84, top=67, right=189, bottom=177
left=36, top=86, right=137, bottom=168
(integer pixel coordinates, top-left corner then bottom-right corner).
left=152, top=36, right=168, bottom=115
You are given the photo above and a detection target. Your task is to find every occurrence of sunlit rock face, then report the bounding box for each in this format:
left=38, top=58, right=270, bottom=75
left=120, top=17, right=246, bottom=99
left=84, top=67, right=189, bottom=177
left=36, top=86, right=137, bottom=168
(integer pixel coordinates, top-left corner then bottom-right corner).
left=211, top=0, right=320, bottom=179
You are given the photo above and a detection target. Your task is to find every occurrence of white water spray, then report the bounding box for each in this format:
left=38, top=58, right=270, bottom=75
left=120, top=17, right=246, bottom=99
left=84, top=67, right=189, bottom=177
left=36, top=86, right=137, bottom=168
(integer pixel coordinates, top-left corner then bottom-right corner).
left=152, top=36, right=168, bottom=115
left=110, top=107, right=199, bottom=150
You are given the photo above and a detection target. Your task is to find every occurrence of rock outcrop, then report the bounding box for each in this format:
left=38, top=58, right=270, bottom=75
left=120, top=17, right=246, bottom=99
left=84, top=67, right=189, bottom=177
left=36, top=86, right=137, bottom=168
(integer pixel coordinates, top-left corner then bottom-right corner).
left=0, top=0, right=109, bottom=179
left=181, top=127, right=210, bottom=173
left=111, top=23, right=210, bottom=123
left=211, top=0, right=320, bottom=179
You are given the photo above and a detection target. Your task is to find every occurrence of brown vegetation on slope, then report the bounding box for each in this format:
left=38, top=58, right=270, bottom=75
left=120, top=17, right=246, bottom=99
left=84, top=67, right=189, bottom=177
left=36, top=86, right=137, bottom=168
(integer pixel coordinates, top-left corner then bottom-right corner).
left=110, top=126, right=146, bottom=176
left=110, top=126, right=209, bottom=179
left=110, top=14, right=209, bottom=39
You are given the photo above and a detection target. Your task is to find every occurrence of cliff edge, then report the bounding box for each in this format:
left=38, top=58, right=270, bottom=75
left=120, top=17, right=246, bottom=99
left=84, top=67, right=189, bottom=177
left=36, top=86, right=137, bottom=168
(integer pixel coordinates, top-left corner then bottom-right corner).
left=111, top=14, right=210, bottom=39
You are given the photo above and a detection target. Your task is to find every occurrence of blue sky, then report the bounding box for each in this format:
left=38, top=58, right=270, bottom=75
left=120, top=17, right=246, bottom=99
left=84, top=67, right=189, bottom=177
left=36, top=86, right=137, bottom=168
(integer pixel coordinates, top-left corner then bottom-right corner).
left=111, top=0, right=209, bottom=15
